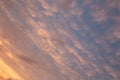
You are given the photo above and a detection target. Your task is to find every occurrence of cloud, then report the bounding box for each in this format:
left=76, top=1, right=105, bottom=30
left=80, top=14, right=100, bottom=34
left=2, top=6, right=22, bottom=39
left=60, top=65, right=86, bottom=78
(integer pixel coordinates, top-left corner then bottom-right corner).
left=0, top=0, right=120, bottom=80
left=90, top=4, right=108, bottom=23
left=1, top=0, right=15, bottom=9
left=39, top=0, right=73, bottom=13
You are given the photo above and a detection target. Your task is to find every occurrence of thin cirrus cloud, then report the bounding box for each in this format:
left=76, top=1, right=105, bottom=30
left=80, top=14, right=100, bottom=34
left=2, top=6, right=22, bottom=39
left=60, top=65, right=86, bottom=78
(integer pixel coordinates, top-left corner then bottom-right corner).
left=0, top=0, right=120, bottom=80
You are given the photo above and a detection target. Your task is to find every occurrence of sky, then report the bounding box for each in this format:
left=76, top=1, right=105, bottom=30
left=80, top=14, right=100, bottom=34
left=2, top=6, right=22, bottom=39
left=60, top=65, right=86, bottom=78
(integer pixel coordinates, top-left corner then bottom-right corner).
left=0, top=0, right=120, bottom=80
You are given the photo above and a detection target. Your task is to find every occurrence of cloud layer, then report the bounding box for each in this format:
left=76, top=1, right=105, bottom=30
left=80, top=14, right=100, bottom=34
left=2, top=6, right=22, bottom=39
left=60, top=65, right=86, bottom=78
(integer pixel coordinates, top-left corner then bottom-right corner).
left=0, top=0, right=120, bottom=80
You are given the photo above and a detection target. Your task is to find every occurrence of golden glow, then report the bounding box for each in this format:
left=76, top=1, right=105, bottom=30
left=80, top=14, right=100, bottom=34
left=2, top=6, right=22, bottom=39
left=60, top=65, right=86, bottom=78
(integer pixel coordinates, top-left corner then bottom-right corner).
left=0, top=60, right=23, bottom=80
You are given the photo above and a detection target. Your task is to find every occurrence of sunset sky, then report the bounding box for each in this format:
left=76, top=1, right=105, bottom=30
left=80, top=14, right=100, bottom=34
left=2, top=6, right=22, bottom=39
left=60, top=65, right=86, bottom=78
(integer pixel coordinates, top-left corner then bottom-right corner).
left=0, top=0, right=120, bottom=80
